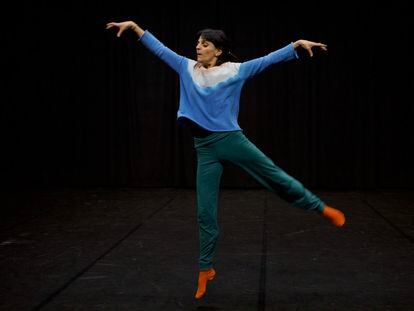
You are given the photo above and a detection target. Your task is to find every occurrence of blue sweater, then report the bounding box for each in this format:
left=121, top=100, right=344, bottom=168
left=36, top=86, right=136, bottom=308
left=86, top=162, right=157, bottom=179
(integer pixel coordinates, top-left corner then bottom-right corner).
left=140, top=31, right=298, bottom=132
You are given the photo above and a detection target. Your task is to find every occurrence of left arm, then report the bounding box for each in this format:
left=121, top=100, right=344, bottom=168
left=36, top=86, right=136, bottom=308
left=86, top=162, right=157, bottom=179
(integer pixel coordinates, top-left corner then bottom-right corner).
left=239, top=39, right=327, bottom=80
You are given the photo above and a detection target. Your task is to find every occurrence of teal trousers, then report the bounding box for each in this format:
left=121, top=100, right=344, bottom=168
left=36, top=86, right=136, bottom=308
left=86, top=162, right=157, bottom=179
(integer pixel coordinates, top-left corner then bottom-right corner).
left=193, top=130, right=325, bottom=270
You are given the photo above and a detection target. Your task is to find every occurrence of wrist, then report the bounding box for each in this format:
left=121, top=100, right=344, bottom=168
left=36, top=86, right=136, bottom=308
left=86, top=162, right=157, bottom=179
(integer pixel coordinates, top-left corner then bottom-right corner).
left=130, top=22, right=138, bottom=31
left=293, top=40, right=301, bottom=49
left=130, top=22, right=144, bottom=37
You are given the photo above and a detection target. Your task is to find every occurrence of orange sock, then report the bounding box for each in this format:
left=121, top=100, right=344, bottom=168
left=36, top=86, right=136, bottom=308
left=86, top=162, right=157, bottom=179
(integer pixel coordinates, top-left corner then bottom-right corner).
left=195, top=268, right=216, bottom=299
left=322, top=205, right=345, bottom=227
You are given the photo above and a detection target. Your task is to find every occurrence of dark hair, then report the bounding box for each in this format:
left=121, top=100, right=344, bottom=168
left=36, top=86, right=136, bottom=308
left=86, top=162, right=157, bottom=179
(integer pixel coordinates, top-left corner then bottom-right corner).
left=197, top=28, right=239, bottom=65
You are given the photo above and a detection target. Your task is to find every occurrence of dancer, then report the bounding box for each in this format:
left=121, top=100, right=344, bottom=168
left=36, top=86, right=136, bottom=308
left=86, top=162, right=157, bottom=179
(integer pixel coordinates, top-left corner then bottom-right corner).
left=106, top=21, right=346, bottom=299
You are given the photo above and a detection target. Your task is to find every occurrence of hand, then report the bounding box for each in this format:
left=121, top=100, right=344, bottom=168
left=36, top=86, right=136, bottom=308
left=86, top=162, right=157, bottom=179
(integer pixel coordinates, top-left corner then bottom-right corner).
left=106, top=21, right=138, bottom=37
left=293, top=40, right=327, bottom=57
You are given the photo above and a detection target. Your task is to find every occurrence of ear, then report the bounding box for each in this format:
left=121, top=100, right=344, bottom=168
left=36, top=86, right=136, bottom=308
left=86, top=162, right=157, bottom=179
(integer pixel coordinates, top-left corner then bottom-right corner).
left=215, top=48, right=223, bottom=57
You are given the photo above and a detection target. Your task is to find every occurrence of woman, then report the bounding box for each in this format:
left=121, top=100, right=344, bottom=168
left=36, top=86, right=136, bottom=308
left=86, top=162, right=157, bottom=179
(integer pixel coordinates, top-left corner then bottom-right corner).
left=106, top=21, right=346, bottom=299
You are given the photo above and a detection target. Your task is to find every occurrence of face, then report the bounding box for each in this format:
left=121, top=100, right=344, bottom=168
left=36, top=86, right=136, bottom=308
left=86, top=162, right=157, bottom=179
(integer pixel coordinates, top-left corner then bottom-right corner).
left=196, top=36, right=222, bottom=68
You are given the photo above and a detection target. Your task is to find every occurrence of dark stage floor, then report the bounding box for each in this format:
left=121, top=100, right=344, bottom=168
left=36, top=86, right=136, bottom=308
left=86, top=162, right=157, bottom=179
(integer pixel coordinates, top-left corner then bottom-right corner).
left=1, top=188, right=413, bottom=310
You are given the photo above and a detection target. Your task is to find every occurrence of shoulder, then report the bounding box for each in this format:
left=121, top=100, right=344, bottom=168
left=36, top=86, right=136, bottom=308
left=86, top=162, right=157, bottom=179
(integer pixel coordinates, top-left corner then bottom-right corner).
left=222, top=62, right=241, bottom=73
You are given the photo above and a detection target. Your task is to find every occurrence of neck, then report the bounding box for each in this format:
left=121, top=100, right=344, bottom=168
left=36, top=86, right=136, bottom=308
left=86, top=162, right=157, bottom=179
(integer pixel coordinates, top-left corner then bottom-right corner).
left=203, top=63, right=214, bottom=68
left=201, top=59, right=218, bottom=68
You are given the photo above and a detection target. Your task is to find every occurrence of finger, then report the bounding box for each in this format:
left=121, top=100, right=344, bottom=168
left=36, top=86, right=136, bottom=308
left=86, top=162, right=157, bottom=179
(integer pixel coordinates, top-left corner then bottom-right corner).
left=106, top=22, right=118, bottom=29
left=117, top=29, right=123, bottom=37
left=308, top=48, right=313, bottom=57
left=318, top=43, right=327, bottom=51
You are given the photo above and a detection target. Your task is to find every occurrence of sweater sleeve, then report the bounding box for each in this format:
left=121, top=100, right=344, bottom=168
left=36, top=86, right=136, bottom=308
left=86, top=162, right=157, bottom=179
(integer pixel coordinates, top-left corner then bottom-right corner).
left=139, top=31, right=186, bottom=73
left=239, top=43, right=298, bottom=80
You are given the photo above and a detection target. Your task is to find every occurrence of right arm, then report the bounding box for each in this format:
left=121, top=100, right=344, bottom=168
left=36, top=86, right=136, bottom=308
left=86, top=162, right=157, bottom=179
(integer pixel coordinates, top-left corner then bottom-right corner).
left=106, top=21, right=185, bottom=73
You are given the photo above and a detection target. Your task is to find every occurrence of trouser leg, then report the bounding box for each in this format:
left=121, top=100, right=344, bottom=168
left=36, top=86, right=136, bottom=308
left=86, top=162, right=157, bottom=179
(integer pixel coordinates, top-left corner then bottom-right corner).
left=218, top=131, right=324, bottom=212
left=195, top=148, right=223, bottom=270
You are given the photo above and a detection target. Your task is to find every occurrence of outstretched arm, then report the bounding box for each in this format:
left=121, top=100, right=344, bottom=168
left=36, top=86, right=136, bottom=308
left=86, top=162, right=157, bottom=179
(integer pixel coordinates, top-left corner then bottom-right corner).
left=106, top=21, right=185, bottom=73
left=293, top=39, right=327, bottom=57
left=239, top=39, right=327, bottom=80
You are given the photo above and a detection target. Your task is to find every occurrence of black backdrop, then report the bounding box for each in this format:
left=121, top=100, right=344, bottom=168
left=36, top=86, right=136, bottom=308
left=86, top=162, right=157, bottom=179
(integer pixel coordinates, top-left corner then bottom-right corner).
left=2, top=1, right=413, bottom=189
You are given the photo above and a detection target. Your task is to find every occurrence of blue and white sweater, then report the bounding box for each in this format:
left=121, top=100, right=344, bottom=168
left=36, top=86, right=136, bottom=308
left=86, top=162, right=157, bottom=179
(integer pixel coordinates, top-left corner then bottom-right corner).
left=140, top=31, right=298, bottom=132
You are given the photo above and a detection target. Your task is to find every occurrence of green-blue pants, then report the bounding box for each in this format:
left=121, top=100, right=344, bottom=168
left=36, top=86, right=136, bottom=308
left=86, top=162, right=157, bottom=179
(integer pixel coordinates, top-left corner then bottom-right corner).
left=193, top=130, right=325, bottom=270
